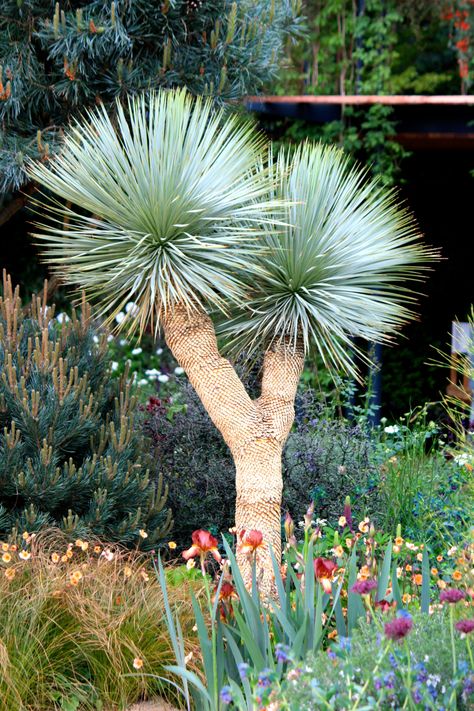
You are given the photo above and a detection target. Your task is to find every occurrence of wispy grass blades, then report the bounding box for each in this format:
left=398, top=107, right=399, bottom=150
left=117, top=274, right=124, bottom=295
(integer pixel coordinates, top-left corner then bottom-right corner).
left=220, top=142, right=438, bottom=378
left=28, top=89, right=284, bottom=334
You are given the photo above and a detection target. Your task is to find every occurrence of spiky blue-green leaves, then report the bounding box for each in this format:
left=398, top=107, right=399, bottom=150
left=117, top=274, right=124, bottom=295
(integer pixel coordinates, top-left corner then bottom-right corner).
left=221, top=143, right=437, bottom=376
left=28, top=89, right=277, bottom=333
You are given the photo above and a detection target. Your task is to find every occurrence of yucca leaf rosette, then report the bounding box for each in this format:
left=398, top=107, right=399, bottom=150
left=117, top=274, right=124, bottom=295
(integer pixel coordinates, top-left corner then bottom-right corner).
left=28, top=89, right=279, bottom=333
left=221, top=143, right=437, bottom=376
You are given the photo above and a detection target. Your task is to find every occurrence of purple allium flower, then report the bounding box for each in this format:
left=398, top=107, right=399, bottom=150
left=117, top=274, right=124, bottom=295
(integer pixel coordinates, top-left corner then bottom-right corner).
left=351, top=579, right=377, bottom=595
left=238, top=662, right=249, bottom=680
left=275, top=643, right=291, bottom=663
left=440, top=588, right=465, bottom=604
left=220, top=686, right=232, bottom=704
left=456, top=619, right=474, bottom=634
left=384, top=616, right=413, bottom=641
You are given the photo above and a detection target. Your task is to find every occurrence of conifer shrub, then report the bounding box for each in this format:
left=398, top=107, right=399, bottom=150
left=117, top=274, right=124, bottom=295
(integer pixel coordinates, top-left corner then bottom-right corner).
left=0, top=274, right=172, bottom=546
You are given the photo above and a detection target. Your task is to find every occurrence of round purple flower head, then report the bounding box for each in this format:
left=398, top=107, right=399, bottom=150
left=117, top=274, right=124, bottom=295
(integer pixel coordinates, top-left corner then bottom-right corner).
left=440, top=588, right=465, bottom=604
left=351, top=579, right=377, bottom=595
left=384, top=615, right=413, bottom=641
left=351, top=580, right=377, bottom=595
left=455, top=619, right=474, bottom=634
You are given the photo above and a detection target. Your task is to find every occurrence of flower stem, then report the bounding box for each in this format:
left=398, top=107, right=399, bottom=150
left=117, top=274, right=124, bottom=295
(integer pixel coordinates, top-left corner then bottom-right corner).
left=449, top=605, right=457, bottom=677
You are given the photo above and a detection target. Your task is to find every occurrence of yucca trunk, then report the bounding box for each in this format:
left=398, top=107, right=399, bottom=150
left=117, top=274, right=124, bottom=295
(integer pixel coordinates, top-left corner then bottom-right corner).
left=163, top=303, right=303, bottom=594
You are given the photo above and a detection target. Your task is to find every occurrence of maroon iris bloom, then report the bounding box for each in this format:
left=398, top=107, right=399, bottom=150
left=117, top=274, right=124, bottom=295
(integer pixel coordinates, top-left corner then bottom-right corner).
left=440, top=588, right=465, bottom=604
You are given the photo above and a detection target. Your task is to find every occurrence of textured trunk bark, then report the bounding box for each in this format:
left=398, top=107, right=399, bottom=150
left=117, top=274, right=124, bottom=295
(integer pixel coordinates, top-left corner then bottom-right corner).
left=163, top=303, right=304, bottom=595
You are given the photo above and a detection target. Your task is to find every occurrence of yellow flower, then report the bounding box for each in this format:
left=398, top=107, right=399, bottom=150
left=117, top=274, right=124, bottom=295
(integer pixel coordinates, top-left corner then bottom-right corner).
left=333, top=545, right=344, bottom=558
left=139, top=529, right=148, bottom=539
left=4, top=567, right=16, bottom=580
left=345, top=537, right=353, bottom=548
left=123, top=566, right=132, bottom=578
left=94, top=545, right=102, bottom=554
left=437, top=579, right=447, bottom=589
left=452, top=570, right=463, bottom=581
left=75, top=539, right=83, bottom=548
left=51, top=552, right=60, bottom=563
left=80, top=541, right=89, bottom=551
left=186, top=558, right=195, bottom=570
left=431, top=567, right=438, bottom=576
left=19, top=551, right=31, bottom=560
left=168, top=541, right=177, bottom=550
left=402, top=593, right=412, bottom=604
left=338, top=516, right=347, bottom=528
left=66, top=549, right=73, bottom=559
left=70, top=576, right=79, bottom=586
left=133, top=657, right=144, bottom=670
left=2, top=552, right=11, bottom=563
left=22, top=532, right=30, bottom=541
left=70, top=570, right=83, bottom=583
left=395, top=536, right=404, bottom=546
left=405, top=564, right=412, bottom=572
left=413, top=574, right=423, bottom=585
left=1, top=542, right=9, bottom=552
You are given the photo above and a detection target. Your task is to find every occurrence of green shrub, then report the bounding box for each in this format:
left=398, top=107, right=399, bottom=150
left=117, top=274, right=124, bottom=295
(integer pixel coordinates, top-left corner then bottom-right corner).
left=0, top=275, right=171, bottom=546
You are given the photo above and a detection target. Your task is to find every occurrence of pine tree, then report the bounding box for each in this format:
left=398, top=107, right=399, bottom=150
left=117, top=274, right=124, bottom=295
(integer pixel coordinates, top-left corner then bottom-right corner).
left=0, top=273, right=172, bottom=546
left=0, top=0, right=302, bottom=197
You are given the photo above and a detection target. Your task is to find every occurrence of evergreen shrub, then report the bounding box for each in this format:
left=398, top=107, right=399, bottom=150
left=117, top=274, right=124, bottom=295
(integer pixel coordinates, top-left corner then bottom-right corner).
left=0, top=274, right=171, bottom=546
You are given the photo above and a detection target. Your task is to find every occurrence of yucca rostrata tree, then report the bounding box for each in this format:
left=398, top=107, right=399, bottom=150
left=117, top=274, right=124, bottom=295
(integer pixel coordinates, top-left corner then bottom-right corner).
left=0, top=274, right=172, bottom=546
left=27, top=89, right=436, bottom=591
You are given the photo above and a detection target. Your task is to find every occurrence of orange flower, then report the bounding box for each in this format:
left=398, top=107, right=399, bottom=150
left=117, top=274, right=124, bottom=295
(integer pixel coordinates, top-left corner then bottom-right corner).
left=333, top=545, right=344, bottom=558
left=452, top=570, right=463, bottom=581
left=405, top=564, right=412, bottom=572
left=328, top=629, right=338, bottom=640
left=402, top=593, right=412, bottom=604
left=437, top=555, right=443, bottom=562
left=1, top=543, right=9, bottom=552
left=2, top=552, right=11, bottom=563
left=395, top=537, right=404, bottom=546
left=183, top=530, right=222, bottom=563
left=94, top=545, right=102, bottom=554
left=51, top=552, right=60, bottom=563
left=431, top=568, right=438, bottom=576
left=314, top=557, right=337, bottom=594
left=4, top=567, right=15, bottom=580
left=413, top=574, right=423, bottom=585
left=437, top=579, right=447, bottom=590
left=238, top=530, right=264, bottom=556
left=358, top=519, right=369, bottom=534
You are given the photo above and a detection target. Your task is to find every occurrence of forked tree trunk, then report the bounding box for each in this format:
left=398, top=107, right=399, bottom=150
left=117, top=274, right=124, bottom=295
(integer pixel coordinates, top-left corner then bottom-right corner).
left=163, top=303, right=304, bottom=595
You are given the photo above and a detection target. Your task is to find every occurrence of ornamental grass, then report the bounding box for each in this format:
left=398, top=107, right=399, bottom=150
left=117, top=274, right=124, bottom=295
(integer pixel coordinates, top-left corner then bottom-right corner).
left=0, top=529, right=199, bottom=710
